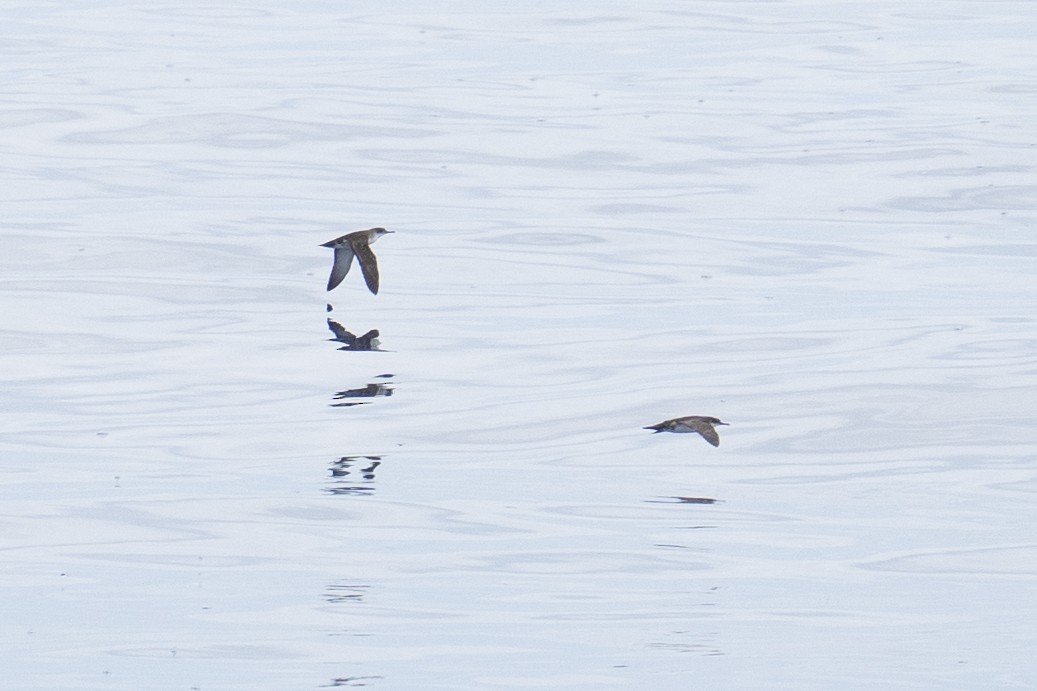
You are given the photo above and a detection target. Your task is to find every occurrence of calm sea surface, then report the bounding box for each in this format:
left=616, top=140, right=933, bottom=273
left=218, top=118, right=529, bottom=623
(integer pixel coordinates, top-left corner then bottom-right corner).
left=2, top=2, right=1036, bottom=689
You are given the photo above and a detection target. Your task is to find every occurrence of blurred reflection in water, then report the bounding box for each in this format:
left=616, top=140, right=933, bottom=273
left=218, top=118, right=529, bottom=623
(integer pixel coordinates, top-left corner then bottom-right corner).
left=321, top=676, right=384, bottom=688
left=330, top=375, right=394, bottom=407
left=665, top=496, right=720, bottom=505
left=326, top=317, right=383, bottom=351
left=326, top=455, right=382, bottom=496
left=323, top=581, right=372, bottom=604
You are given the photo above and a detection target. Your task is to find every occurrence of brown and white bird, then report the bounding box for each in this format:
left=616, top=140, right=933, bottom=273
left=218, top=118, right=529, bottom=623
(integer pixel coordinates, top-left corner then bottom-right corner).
left=644, top=416, right=729, bottom=447
left=321, top=227, right=393, bottom=293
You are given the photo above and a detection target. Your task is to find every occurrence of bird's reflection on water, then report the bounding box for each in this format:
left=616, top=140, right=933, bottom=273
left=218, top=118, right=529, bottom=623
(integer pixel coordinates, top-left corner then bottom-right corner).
left=321, top=676, right=385, bottom=688
left=323, top=581, right=372, bottom=604
left=326, top=317, right=383, bottom=351
left=672, top=496, right=719, bottom=504
left=326, top=455, right=382, bottom=495
left=644, top=496, right=720, bottom=505
left=330, top=374, right=394, bottom=407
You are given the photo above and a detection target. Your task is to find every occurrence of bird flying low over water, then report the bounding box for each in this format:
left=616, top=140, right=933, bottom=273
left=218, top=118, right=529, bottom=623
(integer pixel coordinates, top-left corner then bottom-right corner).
left=644, top=416, right=729, bottom=447
left=321, top=227, right=393, bottom=293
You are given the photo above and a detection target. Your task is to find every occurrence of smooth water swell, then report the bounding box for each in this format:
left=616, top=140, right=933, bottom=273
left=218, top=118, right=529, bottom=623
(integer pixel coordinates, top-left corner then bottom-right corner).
left=2, top=1, right=1036, bottom=689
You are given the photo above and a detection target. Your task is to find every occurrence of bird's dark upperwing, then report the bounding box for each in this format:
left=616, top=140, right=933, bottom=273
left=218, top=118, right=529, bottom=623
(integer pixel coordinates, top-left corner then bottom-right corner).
left=693, top=422, right=721, bottom=447
left=353, top=240, right=380, bottom=294
left=326, top=319, right=355, bottom=343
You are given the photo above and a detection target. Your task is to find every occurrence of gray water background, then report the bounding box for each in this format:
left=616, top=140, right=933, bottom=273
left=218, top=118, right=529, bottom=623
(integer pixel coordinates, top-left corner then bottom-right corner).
left=2, top=2, right=1036, bottom=689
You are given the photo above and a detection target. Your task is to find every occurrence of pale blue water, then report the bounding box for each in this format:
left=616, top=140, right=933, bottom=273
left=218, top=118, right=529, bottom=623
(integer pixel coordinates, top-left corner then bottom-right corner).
left=2, top=2, right=1036, bottom=689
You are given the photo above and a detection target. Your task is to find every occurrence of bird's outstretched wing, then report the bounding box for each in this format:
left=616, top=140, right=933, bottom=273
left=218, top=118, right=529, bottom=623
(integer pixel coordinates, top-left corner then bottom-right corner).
left=690, top=420, right=721, bottom=447
left=352, top=239, right=380, bottom=294
left=326, top=319, right=355, bottom=343
left=327, top=246, right=355, bottom=291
